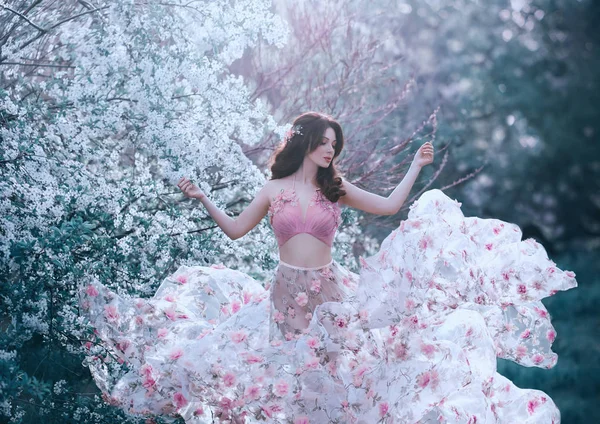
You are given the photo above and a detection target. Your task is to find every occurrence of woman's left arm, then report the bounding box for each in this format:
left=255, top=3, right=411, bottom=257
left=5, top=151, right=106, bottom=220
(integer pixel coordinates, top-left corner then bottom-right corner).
left=339, top=141, right=434, bottom=215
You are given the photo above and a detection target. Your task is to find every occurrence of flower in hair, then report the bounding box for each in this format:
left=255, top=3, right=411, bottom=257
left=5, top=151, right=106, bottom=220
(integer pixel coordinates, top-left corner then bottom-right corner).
left=284, top=124, right=303, bottom=143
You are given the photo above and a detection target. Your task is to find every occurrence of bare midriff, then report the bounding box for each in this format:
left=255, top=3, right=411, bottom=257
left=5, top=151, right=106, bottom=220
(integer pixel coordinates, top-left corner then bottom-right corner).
left=278, top=233, right=333, bottom=268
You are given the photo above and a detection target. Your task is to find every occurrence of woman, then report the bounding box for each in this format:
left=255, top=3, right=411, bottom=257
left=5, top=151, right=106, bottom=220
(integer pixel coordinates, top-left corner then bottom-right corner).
left=79, top=112, right=577, bottom=423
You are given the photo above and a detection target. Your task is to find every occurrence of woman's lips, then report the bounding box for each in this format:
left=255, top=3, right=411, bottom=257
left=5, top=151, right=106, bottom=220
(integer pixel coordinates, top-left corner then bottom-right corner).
left=324, top=156, right=332, bottom=162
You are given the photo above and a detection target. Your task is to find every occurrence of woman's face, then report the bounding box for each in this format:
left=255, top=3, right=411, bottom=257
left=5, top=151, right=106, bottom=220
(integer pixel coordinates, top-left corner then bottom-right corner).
left=307, top=126, right=337, bottom=168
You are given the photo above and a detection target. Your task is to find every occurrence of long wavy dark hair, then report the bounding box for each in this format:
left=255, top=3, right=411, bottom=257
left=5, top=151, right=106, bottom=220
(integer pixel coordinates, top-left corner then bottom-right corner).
left=269, top=112, right=346, bottom=202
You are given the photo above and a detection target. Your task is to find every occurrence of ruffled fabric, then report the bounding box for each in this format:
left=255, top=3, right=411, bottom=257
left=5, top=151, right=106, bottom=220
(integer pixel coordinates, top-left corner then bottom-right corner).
left=78, top=189, right=577, bottom=423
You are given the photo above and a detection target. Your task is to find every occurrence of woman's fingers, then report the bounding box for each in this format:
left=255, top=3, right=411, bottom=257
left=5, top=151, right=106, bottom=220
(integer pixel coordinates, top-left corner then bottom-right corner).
left=177, top=177, right=193, bottom=194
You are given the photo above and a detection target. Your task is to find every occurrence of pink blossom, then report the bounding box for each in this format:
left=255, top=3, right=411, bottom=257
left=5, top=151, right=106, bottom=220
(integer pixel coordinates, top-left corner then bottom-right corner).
left=243, top=291, right=252, bottom=304
left=164, top=294, right=175, bottom=302
left=86, top=285, right=99, bottom=297
left=173, top=392, right=188, bottom=409
left=320, top=267, right=333, bottom=279
left=219, top=397, right=232, bottom=410
left=135, top=315, right=144, bottom=325
left=341, top=400, right=349, bottom=409
left=244, top=385, right=261, bottom=400
left=516, top=345, right=528, bottom=357
left=142, top=375, right=156, bottom=389
left=203, top=285, right=215, bottom=295
left=405, top=314, right=419, bottom=329
left=416, top=370, right=440, bottom=389
left=245, top=353, right=264, bottom=364
left=307, top=337, right=320, bottom=349
left=418, top=235, right=433, bottom=250
left=527, top=397, right=540, bottom=414
left=169, top=349, right=184, bottom=360
left=176, top=274, right=187, bottom=284
left=379, top=402, right=389, bottom=417
left=116, top=339, right=131, bottom=353
left=304, top=356, right=320, bottom=370
left=194, top=406, right=204, bottom=416
left=273, top=379, right=290, bottom=397
left=405, top=270, right=413, bottom=282
left=294, top=417, right=310, bottom=424
left=547, top=330, right=556, bottom=342
left=420, top=343, right=436, bottom=358
left=335, top=316, right=348, bottom=328
left=359, top=256, right=369, bottom=268
left=532, top=354, right=544, bottom=365
left=310, top=279, right=321, bottom=293
left=520, top=329, right=531, bottom=339
left=294, top=292, right=309, bottom=307
left=104, top=305, right=119, bottom=322
left=359, top=309, right=369, bottom=321
left=222, top=372, right=236, bottom=387
left=231, top=300, right=241, bottom=314
left=157, top=328, right=169, bottom=338
left=164, top=309, right=177, bottom=321
left=394, top=342, right=408, bottom=360
left=354, top=365, right=370, bottom=379
left=565, top=270, right=576, bottom=278
left=305, top=312, right=313, bottom=321
left=517, top=284, right=527, bottom=294
left=534, top=307, right=548, bottom=318
left=230, top=330, right=248, bottom=344
left=285, top=332, right=294, bottom=341
left=261, top=405, right=273, bottom=418
left=485, top=243, right=493, bottom=250
left=274, top=310, right=285, bottom=324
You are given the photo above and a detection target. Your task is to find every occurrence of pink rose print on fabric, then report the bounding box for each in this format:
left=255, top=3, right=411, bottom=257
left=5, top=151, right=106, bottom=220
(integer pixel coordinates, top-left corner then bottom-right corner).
left=77, top=189, right=576, bottom=423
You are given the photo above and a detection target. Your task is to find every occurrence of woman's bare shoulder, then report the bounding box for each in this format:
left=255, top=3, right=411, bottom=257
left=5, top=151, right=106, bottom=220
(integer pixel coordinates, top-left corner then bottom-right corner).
left=263, top=177, right=292, bottom=199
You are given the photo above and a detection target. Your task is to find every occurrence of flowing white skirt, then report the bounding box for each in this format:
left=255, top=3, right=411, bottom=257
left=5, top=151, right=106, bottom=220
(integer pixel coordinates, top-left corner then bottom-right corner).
left=78, top=189, right=577, bottom=423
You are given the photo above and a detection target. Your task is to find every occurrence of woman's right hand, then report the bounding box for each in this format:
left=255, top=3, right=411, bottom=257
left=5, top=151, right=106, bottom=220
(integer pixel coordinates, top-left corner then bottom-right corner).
left=177, top=177, right=206, bottom=200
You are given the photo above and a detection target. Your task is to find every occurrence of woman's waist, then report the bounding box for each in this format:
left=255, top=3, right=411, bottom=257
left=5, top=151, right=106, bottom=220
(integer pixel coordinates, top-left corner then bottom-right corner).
left=278, top=239, right=333, bottom=269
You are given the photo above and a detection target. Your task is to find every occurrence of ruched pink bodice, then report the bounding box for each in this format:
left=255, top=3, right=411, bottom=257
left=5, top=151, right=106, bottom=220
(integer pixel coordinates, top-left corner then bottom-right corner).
left=268, top=180, right=342, bottom=248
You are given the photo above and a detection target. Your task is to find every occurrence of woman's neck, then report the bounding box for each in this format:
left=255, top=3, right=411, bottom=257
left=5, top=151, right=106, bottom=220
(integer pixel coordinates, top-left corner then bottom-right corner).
left=293, top=159, right=319, bottom=186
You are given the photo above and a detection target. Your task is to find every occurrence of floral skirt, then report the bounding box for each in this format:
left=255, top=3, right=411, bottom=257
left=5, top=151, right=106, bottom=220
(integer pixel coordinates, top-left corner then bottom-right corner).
left=78, top=189, right=578, bottom=423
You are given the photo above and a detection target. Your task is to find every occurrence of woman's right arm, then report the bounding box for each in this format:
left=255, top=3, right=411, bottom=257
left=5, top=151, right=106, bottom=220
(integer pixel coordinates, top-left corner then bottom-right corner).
left=178, top=177, right=272, bottom=240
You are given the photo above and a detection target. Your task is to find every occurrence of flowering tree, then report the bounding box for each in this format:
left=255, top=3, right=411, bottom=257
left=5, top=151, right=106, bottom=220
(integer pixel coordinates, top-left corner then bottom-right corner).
left=0, top=0, right=289, bottom=422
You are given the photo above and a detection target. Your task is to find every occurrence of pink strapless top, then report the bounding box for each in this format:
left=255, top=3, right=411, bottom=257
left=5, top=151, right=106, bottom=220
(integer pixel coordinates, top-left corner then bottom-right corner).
left=268, top=186, right=342, bottom=248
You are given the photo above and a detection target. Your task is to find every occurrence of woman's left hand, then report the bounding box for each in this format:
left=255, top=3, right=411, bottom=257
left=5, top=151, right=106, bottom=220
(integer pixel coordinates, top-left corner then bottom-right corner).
left=412, top=141, right=434, bottom=168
